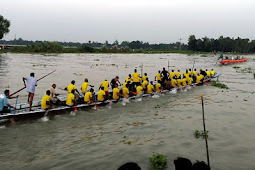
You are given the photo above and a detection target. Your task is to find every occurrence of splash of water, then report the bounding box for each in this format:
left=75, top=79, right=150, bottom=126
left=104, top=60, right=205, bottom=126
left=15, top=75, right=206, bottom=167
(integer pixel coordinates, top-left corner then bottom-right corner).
left=41, top=116, right=49, bottom=122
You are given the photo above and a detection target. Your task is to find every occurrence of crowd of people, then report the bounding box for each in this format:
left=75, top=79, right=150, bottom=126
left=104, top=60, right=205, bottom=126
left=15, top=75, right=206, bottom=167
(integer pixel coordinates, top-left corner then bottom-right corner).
left=0, top=68, right=217, bottom=113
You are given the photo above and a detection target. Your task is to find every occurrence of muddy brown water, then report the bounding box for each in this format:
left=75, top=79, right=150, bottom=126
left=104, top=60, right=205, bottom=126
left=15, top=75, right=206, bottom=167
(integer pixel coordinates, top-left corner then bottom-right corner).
left=0, top=53, right=255, bottom=170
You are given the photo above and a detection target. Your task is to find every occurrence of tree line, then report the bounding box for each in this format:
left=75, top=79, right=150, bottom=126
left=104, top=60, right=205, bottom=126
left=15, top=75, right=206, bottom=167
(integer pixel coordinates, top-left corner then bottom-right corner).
left=188, top=35, right=255, bottom=53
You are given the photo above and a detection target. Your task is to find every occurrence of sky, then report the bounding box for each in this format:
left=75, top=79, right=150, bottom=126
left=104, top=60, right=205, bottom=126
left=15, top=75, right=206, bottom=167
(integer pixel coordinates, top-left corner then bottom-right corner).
left=1, top=0, right=255, bottom=44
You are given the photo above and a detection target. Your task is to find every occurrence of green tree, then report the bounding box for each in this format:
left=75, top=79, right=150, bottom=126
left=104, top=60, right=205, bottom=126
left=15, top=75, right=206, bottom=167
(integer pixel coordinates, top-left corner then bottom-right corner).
left=188, top=35, right=198, bottom=51
left=0, top=15, right=11, bottom=39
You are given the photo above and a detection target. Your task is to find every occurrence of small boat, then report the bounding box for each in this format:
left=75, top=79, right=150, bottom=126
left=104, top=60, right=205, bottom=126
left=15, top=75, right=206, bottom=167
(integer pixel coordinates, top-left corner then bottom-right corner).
left=219, top=58, right=247, bottom=65
left=0, top=75, right=220, bottom=125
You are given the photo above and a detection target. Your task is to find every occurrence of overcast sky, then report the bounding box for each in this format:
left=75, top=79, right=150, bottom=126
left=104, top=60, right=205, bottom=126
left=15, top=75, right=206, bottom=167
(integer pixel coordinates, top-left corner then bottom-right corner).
left=1, top=0, right=255, bottom=43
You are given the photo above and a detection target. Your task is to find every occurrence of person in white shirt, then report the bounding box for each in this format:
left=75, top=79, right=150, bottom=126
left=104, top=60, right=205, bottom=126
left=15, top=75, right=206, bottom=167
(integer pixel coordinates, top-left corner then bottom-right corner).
left=23, top=73, right=37, bottom=111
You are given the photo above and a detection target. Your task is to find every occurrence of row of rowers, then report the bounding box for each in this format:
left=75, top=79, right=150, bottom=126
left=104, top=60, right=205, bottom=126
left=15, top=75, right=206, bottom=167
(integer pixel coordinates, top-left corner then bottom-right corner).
left=40, top=68, right=217, bottom=110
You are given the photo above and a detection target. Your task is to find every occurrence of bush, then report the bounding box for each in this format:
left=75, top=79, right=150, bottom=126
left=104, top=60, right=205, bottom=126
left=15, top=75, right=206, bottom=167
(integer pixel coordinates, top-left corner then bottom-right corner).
left=149, top=154, right=167, bottom=170
left=210, top=81, right=228, bottom=89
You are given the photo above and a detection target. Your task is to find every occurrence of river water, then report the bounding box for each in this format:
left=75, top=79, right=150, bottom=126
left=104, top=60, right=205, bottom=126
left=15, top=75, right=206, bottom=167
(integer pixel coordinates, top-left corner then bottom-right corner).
left=0, top=53, right=254, bottom=170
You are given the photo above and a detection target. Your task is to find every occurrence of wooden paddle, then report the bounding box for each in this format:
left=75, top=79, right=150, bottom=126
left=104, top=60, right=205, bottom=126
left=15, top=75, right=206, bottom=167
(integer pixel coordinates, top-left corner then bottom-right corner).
left=10, top=70, right=56, bottom=97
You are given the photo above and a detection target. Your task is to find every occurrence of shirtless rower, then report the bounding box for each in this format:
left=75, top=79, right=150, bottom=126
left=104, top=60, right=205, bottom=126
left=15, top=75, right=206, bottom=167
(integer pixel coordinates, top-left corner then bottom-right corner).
left=110, top=76, right=121, bottom=90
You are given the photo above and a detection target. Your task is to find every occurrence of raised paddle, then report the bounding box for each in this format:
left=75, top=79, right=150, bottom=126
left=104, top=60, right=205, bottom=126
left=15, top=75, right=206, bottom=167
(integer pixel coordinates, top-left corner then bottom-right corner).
left=10, top=70, right=56, bottom=97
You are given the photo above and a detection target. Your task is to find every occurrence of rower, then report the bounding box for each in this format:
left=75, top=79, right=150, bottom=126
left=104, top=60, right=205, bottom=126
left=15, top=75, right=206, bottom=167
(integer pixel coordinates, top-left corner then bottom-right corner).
left=81, top=78, right=93, bottom=95
left=196, top=73, right=202, bottom=84
left=183, top=70, right=189, bottom=79
left=187, top=76, right=193, bottom=85
left=165, top=78, right=171, bottom=90
left=136, top=85, right=143, bottom=96
left=142, top=78, right=149, bottom=93
left=171, top=76, right=177, bottom=88
left=155, top=70, right=162, bottom=85
left=84, top=88, right=94, bottom=104
left=122, top=84, right=129, bottom=98
left=169, top=70, right=175, bottom=80
left=205, top=69, right=211, bottom=77
left=65, top=80, right=81, bottom=96
left=182, top=76, right=187, bottom=86
left=210, top=69, right=216, bottom=77
left=50, top=84, right=61, bottom=106
left=23, top=72, right=37, bottom=111
left=0, top=90, right=18, bottom=114
left=192, top=69, right=198, bottom=77
left=147, top=81, right=155, bottom=94
left=176, top=70, right=181, bottom=79
left=200, top=69, right=207, bottom=77
left=188, top=68, right=192, bottom=76
left=41, top=90, right=55, bottom=110
left=66, top=90, right=75, bottom=106
left=97, top=87, right=106, bottom=102
left=155, top=80, right=161, bottom=92
left=132, top=69, right=141, bottom=90
left=142, top=73, right=148, bottom=82
left=99, top=79, right=109, bottom=97
left=177, top=77, right=183, bottom=87
left=110, top=76, right=121, bottom=90
left=126, top=74, right=133, bottom=83
left=112, top=84, right=120, bottom=100
left=161, top=68, right=169, bottom=88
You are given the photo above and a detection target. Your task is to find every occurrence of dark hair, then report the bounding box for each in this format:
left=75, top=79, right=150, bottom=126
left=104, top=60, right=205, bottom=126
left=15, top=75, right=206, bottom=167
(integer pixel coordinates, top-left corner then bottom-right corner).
left=158, top=70, right=160, bottom=73
left=4, top=90, right=10, bottom=94
left=134, top=69, right=137, bottom=72
left=172, top=69, right=174, bottom=72
left=30, top=73, right=35, bottom=77
left=52, top=84, right=56, bottom=87
left=46, top=90, right=50, bottom=95
left=71, top=80, right=75, bottom=84
left=189, top=68, right=191, bottom=71
left=145, top=73, right=147, bottom=76
left=116, top=76, right=119, bottom=79
left=194, top=69, right=196, bottom=71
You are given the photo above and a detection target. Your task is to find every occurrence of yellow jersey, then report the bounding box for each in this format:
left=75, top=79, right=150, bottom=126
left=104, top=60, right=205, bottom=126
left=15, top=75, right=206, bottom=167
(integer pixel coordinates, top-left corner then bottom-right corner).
left=122, top=82, right=127, bottom=89
left=136, top=86, right=143, bottom=96
left=142, top=76, right=148, bottom=82
left=188, top=77, right=193, bottom=85
left=192, top=71, right=197, bottom=76
left=41, top=95, right=50, bottom=109
left=126, top=77, right=132, bottom=83
left=183, top=72, right=189, bottom=78
left=97, top=90, right=105, bottom=101
left=206, top=71, right=211, bottom=77
left=67, top=84, right=76, bottom=93
left=155, top=83, right=161, bottom=92
left=147, top=84, right=154, bottom=94
left=176, top=72, right=181, bottom=78
left=155, top=73, right=161, bottom=81
left=188, top=71, right=192, bottom=76
left=123, top=87, right=129, bottom=98
left=142, top=80, right=148, bottom=89
left=66, top=93, right=75, bottom=105
left=81, top=82, right=90, bottom=93
left=113, top=88, right=120, bottom=100
left=177, top=79, right=183, bottom=87
left=211, top=71, right=215, bottom=77
left=196, top=75, right=202, bottom=83
left=182, top=78, right=187, bottom=86
left=171, top=79, right=177, bottom=87
left=132, top=72, right=140, bottom=82
left=170, top=72, right=175, bottom=79
left=101, top=81, right=109, bottom=91
left=84, top=92, right=92, bottom=102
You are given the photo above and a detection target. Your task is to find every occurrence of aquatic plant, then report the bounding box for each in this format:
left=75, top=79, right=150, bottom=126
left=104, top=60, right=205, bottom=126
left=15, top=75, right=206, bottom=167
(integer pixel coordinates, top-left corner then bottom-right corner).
left=194, top=130, right=209, bottom=138
left=149, top=154, right=168, bottom=170
left=210, top=81, right=228, bottom=89
left=194, top=130, right=200, bottom=138
left=233, top=66, right=240, bottom=69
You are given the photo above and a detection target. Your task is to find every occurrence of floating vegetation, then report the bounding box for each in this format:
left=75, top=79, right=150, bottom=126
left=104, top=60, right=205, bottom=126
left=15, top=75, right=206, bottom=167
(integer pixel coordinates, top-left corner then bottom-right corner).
left=154, top=104, right=160, bottom=108
left=233, top=66, right=241, bottom=69
left=73, top=73, right=83, bottom=76
left=210, top=81, right=229, bottom=89
left=200, top=54, right=208, bottom=57
left=94, top=59, right=99, bottom=61
left=149, top=154, right=168, bottom=170
left=194, top=130, right=209, bottom=138
left=237, top=67, right=254, bottom=73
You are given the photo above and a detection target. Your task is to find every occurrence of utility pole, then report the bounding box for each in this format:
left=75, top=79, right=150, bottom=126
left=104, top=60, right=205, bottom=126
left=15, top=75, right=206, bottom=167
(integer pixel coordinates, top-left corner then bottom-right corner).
left=179, top=37, right=182, bottom=51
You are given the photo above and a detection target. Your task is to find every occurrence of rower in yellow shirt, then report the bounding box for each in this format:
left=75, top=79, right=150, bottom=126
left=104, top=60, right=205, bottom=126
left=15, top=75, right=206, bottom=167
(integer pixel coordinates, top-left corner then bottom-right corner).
left=147, top=81, right=155, bottom=94
left=196, top=74, right=202, bottom=84
left=182, top=77, right=187, bottom=86
left=176, top=70, right=181, bottom=79
left=155, top=80, right=161, bottom=92
left=155, top=70, right=162, bottom=82
left=142, top=78, right=149, bottom=92
left=126, top=74, right=132, bottom=83
left=81, top=78, right=93, bottom=95
left=41, top=90, right=54, bottom=110
left=210, top=69, right=216, bottom=77
left=206, top=69, right=211, bottom=77
left=183, top=70, right=189, bottom=79
left=171, top=77, right=177, bottom=87
left=64, top=80, right=81, bottom=96
left=112, top=84, right=120, bottom=100
left=192, top=69, right=198, bottom=77
left=131, top=69, right=141, bottom=88
left=188, top=68, right=192, bottom=76
left=66, top=90, right=75, bottom=106
left=97, top=87, right=106, bottom=102
left=142, top=73, right=148, bottom=82
left=99, top=79, right=109, bottom=96
left=122, top=86, right=129, bottom=98
left=136, top=85, right=143, bottom=96
left=177, top=78, right=183, bottom=87
left=188, top=77, right=193, bottom=85
left=84, top=88, right=94, bottom=104
left=170, top=70, right=175, bottom=79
